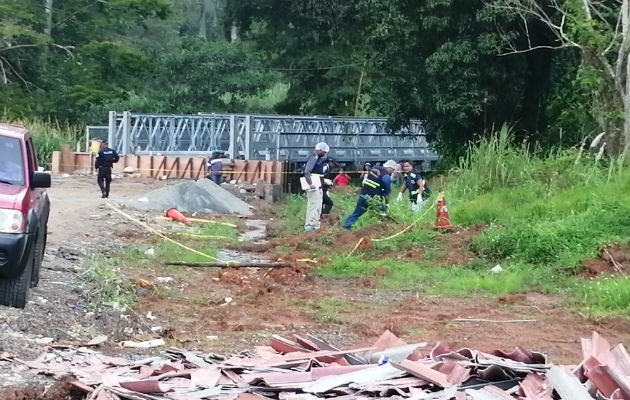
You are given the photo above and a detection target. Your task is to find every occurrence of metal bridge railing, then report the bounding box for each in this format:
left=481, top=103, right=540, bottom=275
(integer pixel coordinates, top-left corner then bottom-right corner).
left=107, top=111, right=439, bottom=163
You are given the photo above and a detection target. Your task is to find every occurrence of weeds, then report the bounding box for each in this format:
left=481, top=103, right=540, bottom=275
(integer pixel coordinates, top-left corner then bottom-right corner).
left=301, top=298, right=350, bottom=324
left=81, top=254, right=137, bottom=310
left=281, top=126, right=629, bottom=315
left=574, top=275, right=630, bottom=317
left=2, top=115, right=82, bottom=169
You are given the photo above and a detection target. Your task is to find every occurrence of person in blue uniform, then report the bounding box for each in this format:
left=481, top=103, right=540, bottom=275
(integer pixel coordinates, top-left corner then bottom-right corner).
left=342, top=160, right=397, bottom=230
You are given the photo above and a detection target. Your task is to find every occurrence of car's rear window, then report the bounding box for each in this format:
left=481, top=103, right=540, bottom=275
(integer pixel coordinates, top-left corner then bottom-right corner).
left=0, top=136, right=25, bottom=186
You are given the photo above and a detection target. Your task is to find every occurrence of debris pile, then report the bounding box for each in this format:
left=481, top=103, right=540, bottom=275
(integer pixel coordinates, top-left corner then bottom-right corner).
left=124, top=179, right=253, bottom=215
left=4, top=331, right=628, bottom=399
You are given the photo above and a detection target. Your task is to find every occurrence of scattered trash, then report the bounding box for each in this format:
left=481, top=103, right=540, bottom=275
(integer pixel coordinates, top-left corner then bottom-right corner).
left=34, top=337, right=54, bottom=345
left=146, top=311, right=156, bottom=320
left=119, top=338, right=166, bottom=349
left=490, top=264, right=503, bottom=273
left=123, top=166, right=135, bottom=173
left=134, top=278, right=154, bottom=289
left=87, top=335, right=108, bottom=346
left=156, top=276, right=173, bottom=283
left=62, top=173, right=70, bottom=178
left=137, top=197, right=149, bottom=202
left=144, top=248, right=155, bottom=256
left=12, top=331, right=628, bottom=400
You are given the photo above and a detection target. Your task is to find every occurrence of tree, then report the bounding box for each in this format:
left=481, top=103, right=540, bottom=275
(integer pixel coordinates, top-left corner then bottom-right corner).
left=489, top=0, right=630, bottom=152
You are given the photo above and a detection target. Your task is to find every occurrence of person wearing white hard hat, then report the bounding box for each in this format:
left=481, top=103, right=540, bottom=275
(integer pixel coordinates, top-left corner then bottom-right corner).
left=303, top=142, right=329, bottom=232
left=342, top=160, right=397, bottom=230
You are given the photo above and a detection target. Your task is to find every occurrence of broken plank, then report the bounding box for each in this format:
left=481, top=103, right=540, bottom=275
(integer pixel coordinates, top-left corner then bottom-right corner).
left=164, top=261, right=291, bottom=268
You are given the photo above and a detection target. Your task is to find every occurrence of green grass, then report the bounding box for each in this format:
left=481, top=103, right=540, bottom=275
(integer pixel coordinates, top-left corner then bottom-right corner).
left=299, top=298, right=351, bottom=324
left=573, top=275, right=630, bottom=317
left=2, top=115, right=82, bottom=169
left=317, top=255, right=562, bottom=295
left=116, top=218, right=241, bottom=267
left=80, top=254, right=137, bottom=310
left=276, top=126, right=630, bottom=316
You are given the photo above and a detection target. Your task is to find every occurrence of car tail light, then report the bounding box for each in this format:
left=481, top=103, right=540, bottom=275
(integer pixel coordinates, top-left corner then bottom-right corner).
left=0, top=209, right=25, bottom=233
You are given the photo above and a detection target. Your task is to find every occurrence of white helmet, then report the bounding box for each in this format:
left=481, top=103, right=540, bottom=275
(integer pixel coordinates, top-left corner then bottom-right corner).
left=383, top=160, right=397, bottom=169
left=315, top=142, right=329, bottom=152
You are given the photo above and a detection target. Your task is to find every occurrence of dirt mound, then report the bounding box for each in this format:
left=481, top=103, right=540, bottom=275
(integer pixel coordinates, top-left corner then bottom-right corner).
left=123, top=179, right=253, bottom=215
left=583, top=242, right=630, bottom=277
left=433, top=224, right=483, bottom=265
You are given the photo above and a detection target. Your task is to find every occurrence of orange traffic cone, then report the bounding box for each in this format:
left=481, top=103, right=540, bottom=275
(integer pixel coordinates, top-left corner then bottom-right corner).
left=166, top=208, right=193, bottom=225
left=435, top=187, right=452, bottom=229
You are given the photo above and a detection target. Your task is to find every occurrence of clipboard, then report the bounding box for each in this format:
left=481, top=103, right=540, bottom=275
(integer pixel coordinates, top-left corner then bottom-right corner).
left=300, top=175, right=321, bottom=190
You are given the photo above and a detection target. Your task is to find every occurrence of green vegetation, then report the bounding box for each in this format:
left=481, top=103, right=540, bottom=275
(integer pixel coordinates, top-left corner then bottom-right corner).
left=81, top=254, right=137, bottom=310
left=80, top=217, right=241, bottom=309
left=2, top=1, right=627, bottom=156
left=2, top=116, right=82, bottom=169
left=278, top=129, right=630, bottom=317
left=574, top=276, right=630, bottom=317
left=122, top=220, right=240, bottom=264
left=298, top=298, right=351, bottom=324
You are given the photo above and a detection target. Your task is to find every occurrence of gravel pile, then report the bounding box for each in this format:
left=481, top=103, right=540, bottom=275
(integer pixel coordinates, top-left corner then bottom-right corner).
left=123, top=179, right=253, bottom=215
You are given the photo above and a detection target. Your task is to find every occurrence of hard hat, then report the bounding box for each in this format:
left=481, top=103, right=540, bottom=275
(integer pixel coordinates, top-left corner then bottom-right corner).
left=315, top=142, right=329, bottom=152
left=383, top=160, right=397, bottom=169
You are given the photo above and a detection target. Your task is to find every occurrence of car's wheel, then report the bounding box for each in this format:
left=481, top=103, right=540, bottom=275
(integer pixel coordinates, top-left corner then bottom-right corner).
left=0, top=253, right=33, bottom=308
left=30, top=229, right=45, bottom=288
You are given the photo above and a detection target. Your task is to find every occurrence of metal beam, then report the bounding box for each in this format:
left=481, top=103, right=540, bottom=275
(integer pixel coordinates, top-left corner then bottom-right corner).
left=108, top=112, right=439, bottom=163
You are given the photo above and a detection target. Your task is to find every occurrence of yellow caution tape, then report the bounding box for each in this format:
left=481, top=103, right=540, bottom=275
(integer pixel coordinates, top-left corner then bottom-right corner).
left=106, top=203, right=234, bottom=263
left=372, top=199, right=436, bottom=242
left=157, top=216, right=237, bottom=228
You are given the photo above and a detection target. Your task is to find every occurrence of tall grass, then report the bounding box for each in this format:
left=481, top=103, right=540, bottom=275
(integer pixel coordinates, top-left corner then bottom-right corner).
left=2, top=115, right=82, bottom=169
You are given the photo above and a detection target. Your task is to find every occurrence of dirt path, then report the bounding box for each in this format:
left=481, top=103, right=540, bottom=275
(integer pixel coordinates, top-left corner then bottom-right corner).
left=1, top=175, right=628, bottom=391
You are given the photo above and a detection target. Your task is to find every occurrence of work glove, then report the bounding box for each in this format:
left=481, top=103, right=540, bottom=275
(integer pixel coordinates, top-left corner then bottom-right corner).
left=323, top=179, right=333, bottom=186
left=396, top=192, right=403, bottom=202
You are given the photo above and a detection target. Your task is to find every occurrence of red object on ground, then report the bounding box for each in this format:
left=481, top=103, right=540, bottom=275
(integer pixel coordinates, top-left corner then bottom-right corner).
left=435, top=187, right=452, bottom=229
left=166, top=208, right=192, bottom=225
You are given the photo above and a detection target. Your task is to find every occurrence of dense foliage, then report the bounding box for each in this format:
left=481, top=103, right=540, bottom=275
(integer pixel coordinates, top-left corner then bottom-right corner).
left=1, top=0, right=627, bottom=155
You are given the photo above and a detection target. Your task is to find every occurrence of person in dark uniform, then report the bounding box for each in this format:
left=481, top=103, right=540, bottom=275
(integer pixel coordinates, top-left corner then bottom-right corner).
left=342, top=160, right=397, bottom=230
left=94, top=140, right=119, bottom=198
left=321, top=158, right=336, bottom=216
left=397, top=160, right=425, bottom=211
left=207, top=149, right=223, bottom=185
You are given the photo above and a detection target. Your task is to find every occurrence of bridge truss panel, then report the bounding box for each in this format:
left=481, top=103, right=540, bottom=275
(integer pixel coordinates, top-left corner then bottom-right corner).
left=108, top=112, right=438, bottom=163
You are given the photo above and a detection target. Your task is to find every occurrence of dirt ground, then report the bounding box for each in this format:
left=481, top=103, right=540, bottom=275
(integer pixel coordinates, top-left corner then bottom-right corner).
left=1, top=175, right=628, bottom=392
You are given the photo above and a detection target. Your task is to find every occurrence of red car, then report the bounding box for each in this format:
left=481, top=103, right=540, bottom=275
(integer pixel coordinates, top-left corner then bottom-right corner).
left=0, top=123, right=51, bottom=308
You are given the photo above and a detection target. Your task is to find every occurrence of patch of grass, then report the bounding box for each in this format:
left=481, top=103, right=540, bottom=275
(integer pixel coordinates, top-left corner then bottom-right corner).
left=118, top=220, right=241, bottom=267
left=318, top=255, right=564, bottom=296
left=277, top=127, right=629, bottom=314
left=3, top=115, right=82, bottom=169
left=81, top=254, right=137, bottom=310
left=423, top=250, right=441, bottom=262
left=299, top=298, right=351, bottom=324
left=573, top=275, right=630, bottom=317
left=374, top=228, right=438, bottom=252
left=275, top=246, right=294, bottom=254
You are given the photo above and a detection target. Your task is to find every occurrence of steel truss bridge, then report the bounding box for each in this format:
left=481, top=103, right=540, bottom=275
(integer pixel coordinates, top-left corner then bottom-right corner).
left=107, top=111, right=439, bottom=165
